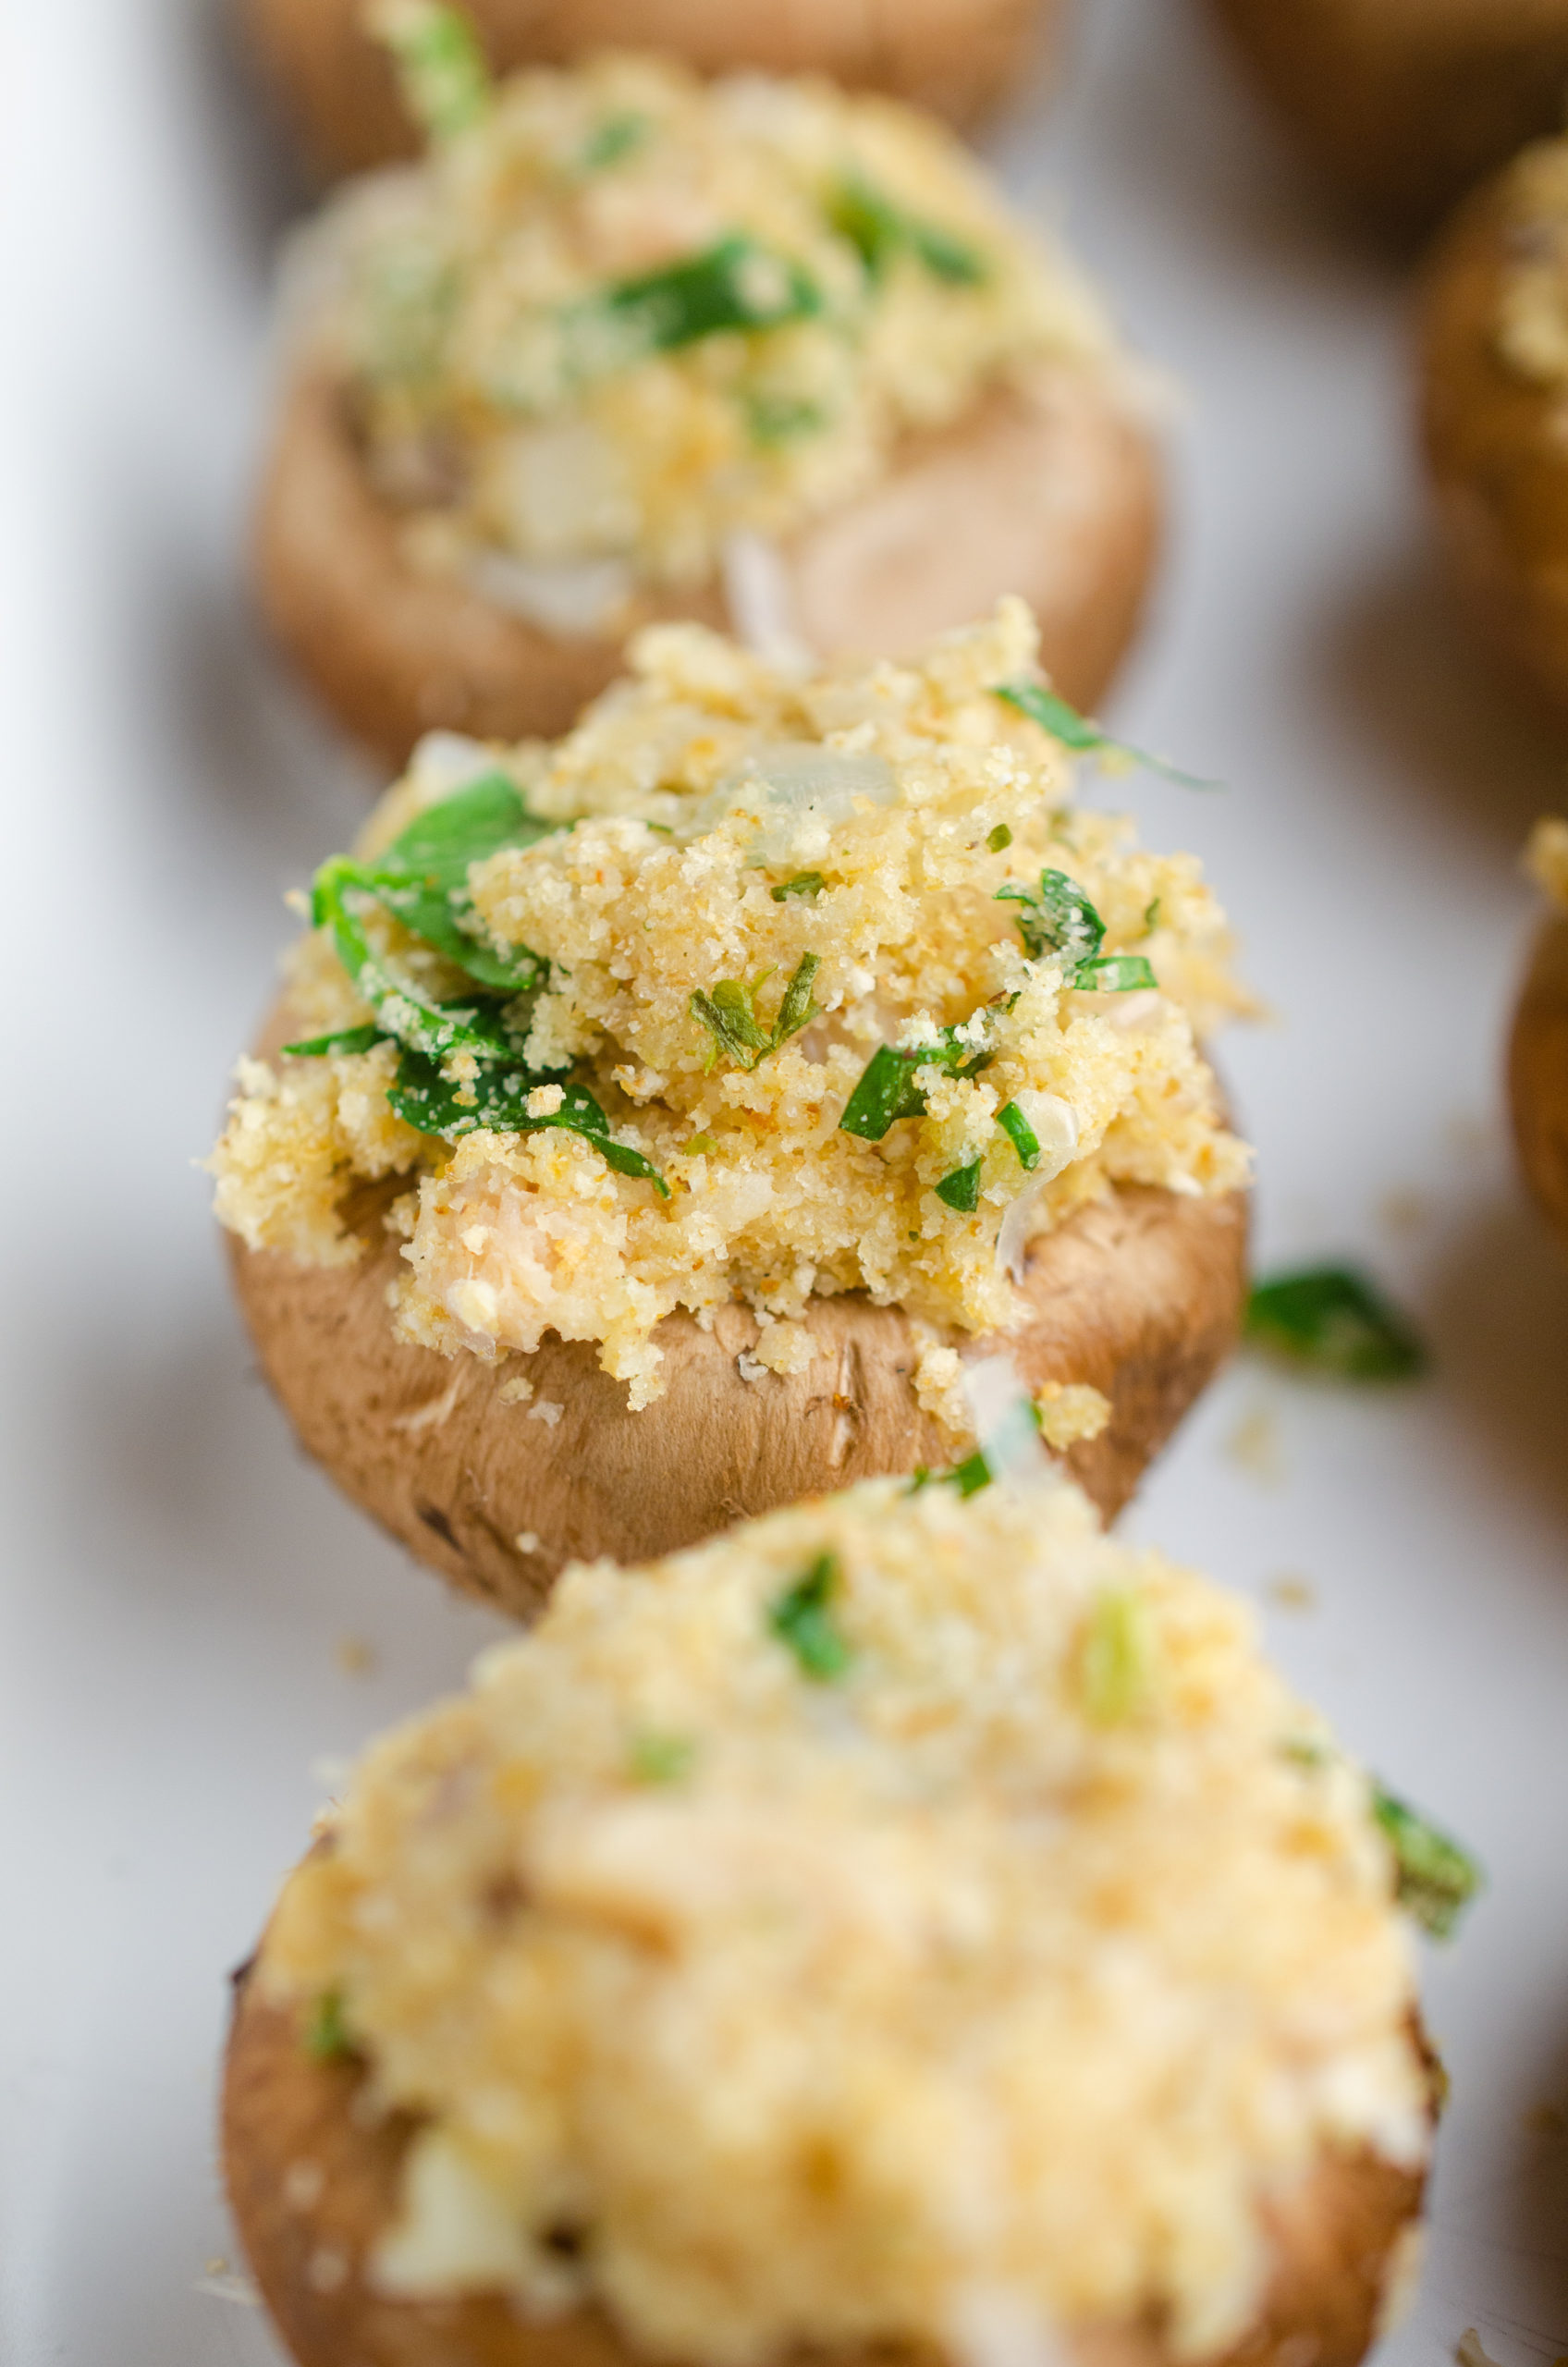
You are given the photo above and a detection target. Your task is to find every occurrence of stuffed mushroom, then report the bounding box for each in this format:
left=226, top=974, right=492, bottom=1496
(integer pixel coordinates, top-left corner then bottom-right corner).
left=225, top=1466, right=1452, bottom=2367
left=1421, top=131, right=1568, bottom=717
left=1510, top=816, right=1568, bottom=1245
left=244, top=0, right=1064, bottom=179
left=209, top=603, right=1251, bottom=1611
left=257, top=36, right=1161, bottom=765
left=1207, top=0, right=1568, bottom=230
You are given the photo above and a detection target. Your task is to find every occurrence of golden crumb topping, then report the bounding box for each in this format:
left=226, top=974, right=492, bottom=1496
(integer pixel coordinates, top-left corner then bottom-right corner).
left=1527, top=815, right=1568, bottom=908
left=208, top=606, right=1250, bottom=1410
left=290, top=48, right=1121, bottom=608
left=1491, top=140, right=1568, bottom=388
left=263, top=1474, right=1428, bottom=2363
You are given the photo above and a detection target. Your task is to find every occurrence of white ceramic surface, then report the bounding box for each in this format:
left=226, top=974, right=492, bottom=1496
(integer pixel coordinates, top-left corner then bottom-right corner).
left=4, top=1, right=1568, bottom=2360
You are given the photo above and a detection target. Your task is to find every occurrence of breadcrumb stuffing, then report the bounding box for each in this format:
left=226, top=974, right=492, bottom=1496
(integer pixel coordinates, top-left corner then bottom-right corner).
left=296, top=55, right=1122, bottom=599
left=1034, top=1380, right=1110, bottom=1449
left=209, top=606, right=1251, bottom=1407
left=261, top=1477, right=1428, bottom=2364
left=1494, top=142, right=1568, bottom=386
left=1527, top=815, right=1568, bottom=908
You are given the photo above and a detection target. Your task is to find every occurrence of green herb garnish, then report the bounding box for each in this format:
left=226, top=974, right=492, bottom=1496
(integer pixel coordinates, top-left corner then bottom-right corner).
left=579, top=112, right=647, bottom=173
left=373, top=0, right=491, bottom=142
left=1245, top=1266, right=1427, bottom=1381
left=839, top=1023, right=992, bottom=1142
left=993, top=681, right=1218, bottom=790
left=768, top=1551, right=852, bottom=1681
left=986, top=824, right=1012, bottom=852
left=996, top=868, right=1157, bottom=993
left=1078, top=1588, right=1152, bottom=1724
left=285, top=781, right=667, bottom=1193
left=1371, top=1784, right=1481, bottom=1939
left=302, top=1988, right=353, bottom=2063
left=995, top=1099, right=1040, bottom=1169
left=569, top=236, right=821, bottom=377
left=829, top=176, right=986, bottom=287
left=690, top=953, right=819, bottom=1072
left=628, top=1730, right=697, bottom=1784
left=936, top=1157, right=983, bottom=1212
left=770, top=871, right=825, bottom=902
left=280, top=1023, right=390, bottom=1060
left=745, top=392, right=828, bottom=446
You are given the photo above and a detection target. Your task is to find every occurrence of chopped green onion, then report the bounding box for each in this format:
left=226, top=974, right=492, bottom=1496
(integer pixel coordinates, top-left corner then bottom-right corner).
left=1372, top=1784, right=1481, bottom=1938
left=986, top=824, right=1012, bottom=852
left=1245, top=1266, right=1427, bottom=1381
left=1078, top=1588, right=1152, bottom=1724
left=768, top=1552, right=852, bottom=1681
left=302, top=1988, right=352, bottom=2063
left=996, top=1099, right=1041, bottom=1169
left=829, top=176, right=986, bottom=287
left=839, top=1024, right=992, bottom=1141
left=1144, top=897, right=1161, bottom=932
left=770, top=871, right=825, bottom=902
left=371, top=0, right=491, bottom=142
left=936, top=1158, right=983, bottom=1212
left=627, top=1730, right=696, bottom=1784
left=684, top=1134, right=717, bottom=1157
left=993, top=681, right=1219, bottom=790
left=690, top=953, right=819, bottom=1073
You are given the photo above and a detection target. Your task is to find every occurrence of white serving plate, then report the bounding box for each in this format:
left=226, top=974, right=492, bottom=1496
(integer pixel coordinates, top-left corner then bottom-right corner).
left=3, top=0, right=1567, bottom=2360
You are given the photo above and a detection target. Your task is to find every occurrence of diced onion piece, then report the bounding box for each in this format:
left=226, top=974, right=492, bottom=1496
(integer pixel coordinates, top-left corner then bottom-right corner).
left=721, top=531, right=812, bottom=667
left=409, top=730, right=507, bottom=797
left=962, top=1355, right=1060, bottom=1494
left=463, top=548, right=633, bottom=638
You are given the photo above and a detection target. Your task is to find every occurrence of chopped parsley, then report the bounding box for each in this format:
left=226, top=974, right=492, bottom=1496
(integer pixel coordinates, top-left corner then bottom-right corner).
left=627, top=1730, right=697, bottom=1784
left=690, top=953, right=819, bottom=1072
left=769, top=871, right=825, bottom=902
left=302, top=1987, right=353, bottom=2063
left=839, top=1022, right=993, bottom=1141
left=373, top=0, right=491, bottom=142
left=745, top=392, right=828, bottom=446
left=1371, top=1784, right=1481, bottom=1938
left=993, top=680, right=1218, bottom=790
left=768, top=1551, right=852, bottom=1681
left=282, top=779, right=667, bottom=1194
left=578, top=112, right=647, bottom=174
left=1245, top=1266, right=1427, bottom=1381
left=829, top=176, right=986, bottom=287
left=936, top=1157, right=983, bottom=1212
left=567, top=236, right=822, bottom=376
left=996, top=869, right=1157, bottom=993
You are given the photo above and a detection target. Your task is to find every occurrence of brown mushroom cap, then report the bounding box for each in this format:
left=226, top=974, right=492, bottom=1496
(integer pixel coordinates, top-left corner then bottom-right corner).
left=1207, top=0, right=1568, bottom=230
left=241, top=0, right=1062, bottom=179
left=1511, top=909, right=1568, bottom=1245
left=223, top=1964, right=1427, bottom=2367
left=254, top=367, right=1162, bottom=770
left=228, top=1155, right=1246, bottom=1618
left=1419, top=165, right=1568, bottom=720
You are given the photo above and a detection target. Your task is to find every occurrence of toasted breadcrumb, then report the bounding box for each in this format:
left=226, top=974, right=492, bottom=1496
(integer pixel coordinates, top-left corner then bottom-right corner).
left=210, top=607, right=1250, bottom=1407
left=262, top=1478, right=1427, bottom=2364
left=296, top=55, right=1122, bottom=595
